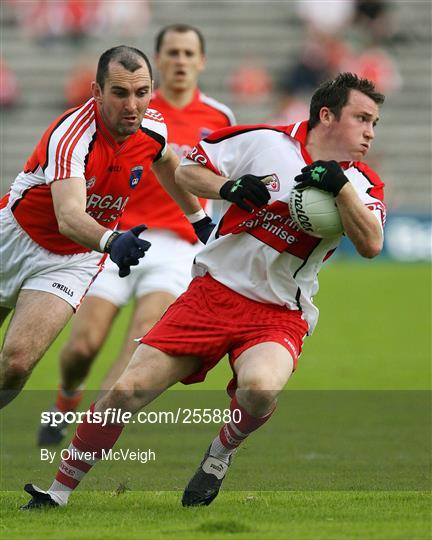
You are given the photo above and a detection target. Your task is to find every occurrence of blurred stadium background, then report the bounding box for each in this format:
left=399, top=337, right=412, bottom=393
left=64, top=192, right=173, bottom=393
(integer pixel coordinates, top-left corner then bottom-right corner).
left=1, top=2, right=430, bottom=248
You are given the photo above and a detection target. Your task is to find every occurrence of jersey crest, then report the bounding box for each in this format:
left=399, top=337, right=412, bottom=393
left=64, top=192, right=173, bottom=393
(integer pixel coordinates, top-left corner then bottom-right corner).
left=129, top=166, right=144, bottom=188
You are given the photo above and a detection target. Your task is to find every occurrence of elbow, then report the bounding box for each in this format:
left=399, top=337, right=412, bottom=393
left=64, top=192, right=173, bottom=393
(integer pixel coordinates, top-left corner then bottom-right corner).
left=56, top=212, right=73, bottom=238
left=174, top=166, right=186, bottom=188
left=358, top=238, right=383, bottom=259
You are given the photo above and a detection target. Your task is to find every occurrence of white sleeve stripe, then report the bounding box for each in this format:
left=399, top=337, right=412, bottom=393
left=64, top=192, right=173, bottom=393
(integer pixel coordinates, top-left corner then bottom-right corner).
left=57, top=109, right=94, bottom=179
left=289, top=122, right=301, bottom=138
left=52, top=101, right=94, bottom=179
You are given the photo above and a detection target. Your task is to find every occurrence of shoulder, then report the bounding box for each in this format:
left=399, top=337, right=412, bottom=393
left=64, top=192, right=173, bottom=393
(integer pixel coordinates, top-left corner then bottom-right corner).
left=47, top=99, right=96, bottom=143
left=202, top=124, right=287, bottom=144
left=144, top=108, right=165, bottom=124
left=198, top=93, right=236, bottom=126
left=348, top=161, right=384, bottom=187
left=346, top=161, right=385, bottom=202
left=140, top=108, right=167, bottom=142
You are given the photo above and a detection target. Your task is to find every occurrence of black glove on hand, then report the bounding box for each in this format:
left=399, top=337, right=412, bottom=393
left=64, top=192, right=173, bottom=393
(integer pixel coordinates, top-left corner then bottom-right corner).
left=192, top=215, right=216, bottom=244
left=106, top=224, right=151, bottom=278
left=294, top=160, right=348, bottom=196
left=219, top=174, right=271, bottom=212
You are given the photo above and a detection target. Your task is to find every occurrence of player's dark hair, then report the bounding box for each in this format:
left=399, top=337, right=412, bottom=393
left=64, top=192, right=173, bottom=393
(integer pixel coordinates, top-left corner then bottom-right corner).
left=308, top=73, right=385, bottom=129
left=155, top=24, right=205, bottom=54
left=96, top=46, right=153, bottom=89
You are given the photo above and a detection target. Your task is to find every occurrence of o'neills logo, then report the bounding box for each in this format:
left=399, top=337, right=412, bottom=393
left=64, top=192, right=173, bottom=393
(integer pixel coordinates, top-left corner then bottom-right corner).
left=289, top=190, right=313, bottom=232
left=52, top=282, right=74, bottom=297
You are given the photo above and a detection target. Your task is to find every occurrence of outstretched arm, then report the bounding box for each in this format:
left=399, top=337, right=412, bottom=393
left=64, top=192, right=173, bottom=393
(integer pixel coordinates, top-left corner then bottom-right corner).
left=152, top=147, right=203, bottom=215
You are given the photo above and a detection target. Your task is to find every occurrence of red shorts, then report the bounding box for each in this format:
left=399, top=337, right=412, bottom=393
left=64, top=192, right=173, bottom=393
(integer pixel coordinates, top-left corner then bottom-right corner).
left=141, top=274, right=309, bottom=386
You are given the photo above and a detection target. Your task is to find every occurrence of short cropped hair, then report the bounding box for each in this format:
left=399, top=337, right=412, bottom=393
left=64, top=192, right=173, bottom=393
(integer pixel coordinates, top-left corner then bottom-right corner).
left=96, top=45, right=153, bottom=89
left=155, top=24, right=205, bottom=54
left=309, top=73, right=385, bottom=129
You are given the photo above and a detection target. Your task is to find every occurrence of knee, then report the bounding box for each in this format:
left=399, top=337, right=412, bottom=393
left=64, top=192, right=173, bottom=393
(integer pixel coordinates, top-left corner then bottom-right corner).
left=0, top=346, right=34, bottom=387
left=236, top=376, right=283, bottom=416
left=104, top=379, right=139, bottom=412
left=61, top=333, right=100, bottom=365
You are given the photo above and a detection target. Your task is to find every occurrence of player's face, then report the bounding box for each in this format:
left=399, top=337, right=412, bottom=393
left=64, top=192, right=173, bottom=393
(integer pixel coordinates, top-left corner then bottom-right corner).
left=155, top=31, right=205, bottom=92
left=326, top=90, right=380, bottom=161
left=92, top=62, right=153, bottom=143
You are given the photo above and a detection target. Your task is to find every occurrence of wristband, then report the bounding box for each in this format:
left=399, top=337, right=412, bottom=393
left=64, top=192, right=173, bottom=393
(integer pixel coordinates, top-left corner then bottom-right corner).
left=186, top=209, right=207, bottom=224
left=99, top=231, right=119, bottom=252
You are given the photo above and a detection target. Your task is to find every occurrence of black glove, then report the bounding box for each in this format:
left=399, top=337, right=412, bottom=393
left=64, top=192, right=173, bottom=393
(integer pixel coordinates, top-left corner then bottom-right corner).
left=192, top=215, right=215, bottom=244
left=105, top=225, right=151, bottom=278
left=294, top=160, right=348, bottom=196
left=219, top=174, right=271, bottom=212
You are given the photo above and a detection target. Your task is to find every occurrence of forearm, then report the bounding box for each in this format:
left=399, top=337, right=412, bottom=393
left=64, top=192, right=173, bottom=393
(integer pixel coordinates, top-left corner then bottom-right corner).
left=56, top=208, right=110, bottom=252
left=175, top=164, right=228, bottom=199
left=153, top=155, right=203, bottom=215
left=336, top=183, right=383, bottom=258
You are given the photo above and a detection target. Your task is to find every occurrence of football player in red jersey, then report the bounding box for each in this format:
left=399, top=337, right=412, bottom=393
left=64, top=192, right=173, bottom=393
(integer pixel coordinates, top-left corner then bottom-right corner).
left=0, top=45, right=205, bottom=410
left=22, top=73, right=386, bottom=510
left=37, top=25, right=235, bottom=446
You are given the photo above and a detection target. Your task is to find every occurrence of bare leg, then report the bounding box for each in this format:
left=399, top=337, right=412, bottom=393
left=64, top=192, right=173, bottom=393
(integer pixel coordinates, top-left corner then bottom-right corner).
left=97, top=343, right=201, bottom=414
left=0, top=290, right=73, bottom=408
left=182, top=342, right=295, bottom=507
left=234, top=341, right=294, bottom=415
left=60, top=296, right=119, bottom=392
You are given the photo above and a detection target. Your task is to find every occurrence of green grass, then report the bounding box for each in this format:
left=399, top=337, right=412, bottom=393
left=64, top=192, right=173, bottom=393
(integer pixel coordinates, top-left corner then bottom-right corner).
left=1, top=261, right=431, bottom=539
left=1, top=491, right=431, bottom=540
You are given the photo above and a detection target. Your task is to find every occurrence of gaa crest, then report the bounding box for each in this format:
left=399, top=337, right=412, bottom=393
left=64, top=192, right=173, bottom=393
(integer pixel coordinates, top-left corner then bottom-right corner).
left=129, top=166, right=144, bottom=188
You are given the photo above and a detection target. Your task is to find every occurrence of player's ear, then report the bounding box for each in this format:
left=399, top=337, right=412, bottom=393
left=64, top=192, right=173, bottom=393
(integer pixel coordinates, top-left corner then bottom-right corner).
left=92, top=81, right=103, bottom=103
left=198, top=54, right=206, bottom=73
left=319, top=107, right=334, bottom=127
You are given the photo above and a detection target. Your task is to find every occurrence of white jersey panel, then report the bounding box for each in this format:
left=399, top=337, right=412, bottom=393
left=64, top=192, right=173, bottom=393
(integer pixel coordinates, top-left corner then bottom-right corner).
left=182, top=126, right=385, bottom=334
left=141, top=108, right=168, bottom=159
left=345, top=166, right=386, bottom=231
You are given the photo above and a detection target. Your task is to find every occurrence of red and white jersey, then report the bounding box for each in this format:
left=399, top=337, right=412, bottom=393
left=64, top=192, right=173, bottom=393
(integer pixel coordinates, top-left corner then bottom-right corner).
left=1, top=98, right=167, bottom=255
left=118, top=89, right=236, bottom=242
left=181, top=121, right=386, bottom=333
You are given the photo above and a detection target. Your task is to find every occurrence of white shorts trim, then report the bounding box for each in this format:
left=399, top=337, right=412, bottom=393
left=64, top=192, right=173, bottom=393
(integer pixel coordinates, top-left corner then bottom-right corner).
left=0, top=208, right=104, bottom=310
left=87, top=229, right=201, bottom=307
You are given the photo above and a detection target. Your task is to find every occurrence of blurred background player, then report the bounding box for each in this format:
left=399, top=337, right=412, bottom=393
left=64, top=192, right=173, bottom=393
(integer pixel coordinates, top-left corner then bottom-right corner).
left=38, top=24, right=235, bottom=446
left=0, top=45, right=204, bottom=410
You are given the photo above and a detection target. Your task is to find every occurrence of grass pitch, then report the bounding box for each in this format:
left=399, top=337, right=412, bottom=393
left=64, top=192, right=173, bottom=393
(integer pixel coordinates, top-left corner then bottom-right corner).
left=1, top=261, right=431, bottom=539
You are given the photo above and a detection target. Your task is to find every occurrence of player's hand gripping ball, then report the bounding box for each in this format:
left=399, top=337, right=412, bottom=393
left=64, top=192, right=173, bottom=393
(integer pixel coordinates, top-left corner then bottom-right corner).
left=294, top=160, right=348, bottom=196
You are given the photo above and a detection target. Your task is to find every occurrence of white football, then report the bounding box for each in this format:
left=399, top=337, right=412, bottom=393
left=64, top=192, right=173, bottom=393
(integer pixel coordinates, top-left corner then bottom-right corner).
left=288, top=187, right=343, bottom=238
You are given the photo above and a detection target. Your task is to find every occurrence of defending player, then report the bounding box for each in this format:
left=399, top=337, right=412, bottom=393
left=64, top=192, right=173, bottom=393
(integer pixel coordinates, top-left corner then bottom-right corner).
left=37, top=25, right=235, bottom=446
left=0, top=45, right=204, bottom=410
left=22, top=73, right=386, bottom=509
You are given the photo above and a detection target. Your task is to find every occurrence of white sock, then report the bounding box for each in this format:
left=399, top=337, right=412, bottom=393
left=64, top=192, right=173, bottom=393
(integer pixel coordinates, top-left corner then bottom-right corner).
left=209, top=436, right=235, bottom=464
left=48, top=479, right=72, bottom=506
